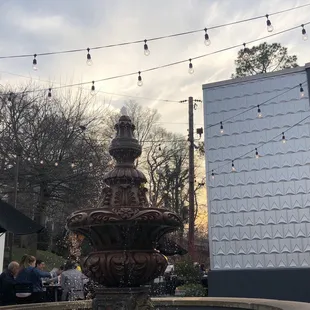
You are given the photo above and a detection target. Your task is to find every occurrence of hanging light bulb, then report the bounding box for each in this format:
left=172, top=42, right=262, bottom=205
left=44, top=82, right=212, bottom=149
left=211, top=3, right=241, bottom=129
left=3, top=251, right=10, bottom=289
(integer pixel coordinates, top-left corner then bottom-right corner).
left=257, top=105, right=262, bottom=118
left=71, top=162, right=75, bottom=168
left=282, top=132, right=286, bottom=143
left=188, top=59, right=194, bottom=74
left=302, top=24, right=308, bottom=41
left=255, top=148, right=259, bottom=159
left=89, top=162, right=93, bottom=168
left=231, top=160, right=236, bottom=172
left=8, top=92, right=13, bottom=102
left=242, top=43, right=250, bottom=59
left=143, top=40, right=150, bottom=56
left=137, top=71, right=143, bottom=86
left=211, top=170, right=215, bottom=179
left=27, top=157, right=31, bottom=161
left=40, top=160, right=44, bottom=164
left=220, top=121, right=224, bottom=134
left=32, top=54, right=38, bottom=70
left=54, top=162, right=59, bottom=167
left=266, top=14, right=273, bottom=32
left=86, top=48, right=93, bottom=66
left=47, top=88, right=52, bottom=101
left=204, top=28, right=211, bottom=46
left=91, top=81, right=96, bottom=96
left=300, top=83, right=305, bottom=98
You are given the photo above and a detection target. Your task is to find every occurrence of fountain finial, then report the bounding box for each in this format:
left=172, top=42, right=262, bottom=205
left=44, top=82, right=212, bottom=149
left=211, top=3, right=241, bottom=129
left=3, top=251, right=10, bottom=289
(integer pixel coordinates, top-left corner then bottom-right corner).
left=120, top=106, right=128, bottom=116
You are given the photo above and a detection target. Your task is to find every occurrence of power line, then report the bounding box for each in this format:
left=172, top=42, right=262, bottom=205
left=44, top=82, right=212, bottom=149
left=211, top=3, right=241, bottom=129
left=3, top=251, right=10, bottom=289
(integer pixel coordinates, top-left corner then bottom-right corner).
left=3, top=21, right=309, bottom=97
left=0, top=3, right=308, bottom=60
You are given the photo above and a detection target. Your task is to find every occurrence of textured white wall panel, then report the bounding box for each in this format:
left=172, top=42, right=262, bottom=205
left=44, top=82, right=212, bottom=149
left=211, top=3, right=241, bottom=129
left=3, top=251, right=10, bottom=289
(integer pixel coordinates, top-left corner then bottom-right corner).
left=203, top=67, right=310, bottom=270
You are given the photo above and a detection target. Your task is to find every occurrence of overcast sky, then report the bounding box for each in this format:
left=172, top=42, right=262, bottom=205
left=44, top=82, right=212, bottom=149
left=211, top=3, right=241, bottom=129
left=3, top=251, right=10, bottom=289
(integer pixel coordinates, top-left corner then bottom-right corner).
left=0, top=0, right=309, bottom=135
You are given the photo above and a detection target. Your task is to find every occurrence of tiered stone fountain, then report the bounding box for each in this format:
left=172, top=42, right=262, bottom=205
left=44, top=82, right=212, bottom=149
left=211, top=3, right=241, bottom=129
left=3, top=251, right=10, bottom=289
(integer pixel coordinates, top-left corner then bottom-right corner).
left=67, top=108, right=183, bottom=309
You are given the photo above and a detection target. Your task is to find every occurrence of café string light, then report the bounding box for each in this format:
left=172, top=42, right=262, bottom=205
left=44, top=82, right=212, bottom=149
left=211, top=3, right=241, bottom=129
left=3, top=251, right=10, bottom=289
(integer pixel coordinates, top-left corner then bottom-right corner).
left=47, top=88, right=52, bottom=101
left=204, top=28, right=211, bottom=46
left=231, top=160, right=236, bottom=171
left=257, top=105, right=262, bottom=118
left=144, top=40, right=150, bottom=56
left=32, top=54, right=38, bottom=71
left=300, top=83, right=305, bottom=97
left=220, top=121, right=224, bottom=134
left=302, top=24, right=308, bottom=40
left=266, top=14, right=274, bottom=32
left=255, top=148, right=259, bottom=158
left=188, top=59, right=194, bottom=74
left=137, top=71, right=143, bottom=86
left=91, top=81, right=96, bottom=95
left=86, top=48, right=93, bottom=66
left=242, top=43, right=250, bottom=59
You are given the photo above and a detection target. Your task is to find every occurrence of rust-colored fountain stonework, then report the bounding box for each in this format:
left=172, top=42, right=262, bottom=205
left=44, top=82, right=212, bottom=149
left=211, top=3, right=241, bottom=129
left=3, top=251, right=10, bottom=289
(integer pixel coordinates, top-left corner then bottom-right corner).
left=67, top=109, right=183, bottom=309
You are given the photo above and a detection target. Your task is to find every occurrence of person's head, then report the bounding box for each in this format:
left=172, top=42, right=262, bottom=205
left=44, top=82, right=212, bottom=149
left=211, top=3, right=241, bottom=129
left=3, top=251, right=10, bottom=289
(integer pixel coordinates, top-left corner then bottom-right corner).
left=19, top=255, right=36, bottom=269
left=56, top=265, right=64, bottom=275
left=8, top=261, right=19, bottom=277
left=64, top=260, right=76, bottom=271
left=35, top=259, right=45, bottom=270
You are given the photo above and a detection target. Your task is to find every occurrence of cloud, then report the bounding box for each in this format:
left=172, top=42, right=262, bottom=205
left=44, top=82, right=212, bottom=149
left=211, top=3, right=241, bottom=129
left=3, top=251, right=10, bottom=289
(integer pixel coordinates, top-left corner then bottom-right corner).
left=0, top=0, right=308, bottom=135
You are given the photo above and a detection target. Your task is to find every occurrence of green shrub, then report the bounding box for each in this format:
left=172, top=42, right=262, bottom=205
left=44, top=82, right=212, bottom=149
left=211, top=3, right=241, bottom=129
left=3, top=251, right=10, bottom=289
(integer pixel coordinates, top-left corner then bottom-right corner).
left=177, top=283, right=207, bottom=297
left=175, top=259, right=201, bottom=284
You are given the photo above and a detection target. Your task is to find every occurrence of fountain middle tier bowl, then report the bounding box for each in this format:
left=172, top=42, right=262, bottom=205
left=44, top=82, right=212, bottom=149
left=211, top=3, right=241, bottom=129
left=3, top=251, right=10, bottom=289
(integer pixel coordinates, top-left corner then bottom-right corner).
left=67, top=207, right=182, bottom=229
left=67, top=207, right=183, bottom=251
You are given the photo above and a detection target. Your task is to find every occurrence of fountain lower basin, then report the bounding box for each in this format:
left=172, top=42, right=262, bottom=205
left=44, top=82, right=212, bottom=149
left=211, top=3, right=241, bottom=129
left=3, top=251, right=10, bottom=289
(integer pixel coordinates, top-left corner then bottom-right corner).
left=3, top=297, right=310, bottom=310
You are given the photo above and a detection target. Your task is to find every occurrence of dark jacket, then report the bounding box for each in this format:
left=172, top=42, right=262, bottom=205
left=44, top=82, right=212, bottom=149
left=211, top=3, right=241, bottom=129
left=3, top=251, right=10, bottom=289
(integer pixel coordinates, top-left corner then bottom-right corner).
left=16, top=266, right=51, bottom=292
left=0, top=269, right=16, bottom=305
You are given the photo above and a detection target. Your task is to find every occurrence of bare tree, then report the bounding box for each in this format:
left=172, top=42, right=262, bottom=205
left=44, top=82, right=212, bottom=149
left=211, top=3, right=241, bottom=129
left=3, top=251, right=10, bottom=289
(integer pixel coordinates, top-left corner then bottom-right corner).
left=0, top=85, right=111, bottom=250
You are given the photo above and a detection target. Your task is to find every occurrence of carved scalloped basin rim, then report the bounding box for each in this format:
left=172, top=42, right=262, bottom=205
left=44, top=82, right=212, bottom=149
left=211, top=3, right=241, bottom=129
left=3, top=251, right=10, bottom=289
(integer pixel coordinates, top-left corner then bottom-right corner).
left=67, top=207, right=183, bottom=228
left=82, top=250, right=168, bottom=287
left=2, top=297, right=310, bottom=309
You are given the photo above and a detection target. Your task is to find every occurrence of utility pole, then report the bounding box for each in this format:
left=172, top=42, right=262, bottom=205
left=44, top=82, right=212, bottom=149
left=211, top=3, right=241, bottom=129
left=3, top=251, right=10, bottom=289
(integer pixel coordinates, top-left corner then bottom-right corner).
left=188, top=96, right=195, bottom=260
left=8, top=144, right=22, bottom=261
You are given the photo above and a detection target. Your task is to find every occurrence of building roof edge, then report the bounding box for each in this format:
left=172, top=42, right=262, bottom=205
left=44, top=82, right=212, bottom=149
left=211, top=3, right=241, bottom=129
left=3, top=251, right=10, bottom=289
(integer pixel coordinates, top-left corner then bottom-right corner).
left=202, top=63, right=310, bottom=90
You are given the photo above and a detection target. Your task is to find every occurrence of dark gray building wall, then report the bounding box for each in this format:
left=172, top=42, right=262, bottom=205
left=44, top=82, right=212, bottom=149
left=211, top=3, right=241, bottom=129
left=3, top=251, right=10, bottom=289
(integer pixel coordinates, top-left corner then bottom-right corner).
left=208, top=268, right=310, bottom=302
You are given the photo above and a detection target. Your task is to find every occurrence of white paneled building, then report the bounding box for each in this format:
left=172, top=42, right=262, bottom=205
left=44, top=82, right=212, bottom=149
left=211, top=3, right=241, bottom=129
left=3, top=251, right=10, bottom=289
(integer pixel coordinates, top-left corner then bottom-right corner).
left=203, top=65, right=310, bottom=301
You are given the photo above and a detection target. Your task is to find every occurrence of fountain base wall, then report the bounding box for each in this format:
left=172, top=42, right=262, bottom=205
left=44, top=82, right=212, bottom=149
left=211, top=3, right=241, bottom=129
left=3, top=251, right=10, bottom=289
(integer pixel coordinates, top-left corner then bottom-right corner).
left=92, top=287, right=153, bottom=310
left=3, top=297, right=310, bottom=310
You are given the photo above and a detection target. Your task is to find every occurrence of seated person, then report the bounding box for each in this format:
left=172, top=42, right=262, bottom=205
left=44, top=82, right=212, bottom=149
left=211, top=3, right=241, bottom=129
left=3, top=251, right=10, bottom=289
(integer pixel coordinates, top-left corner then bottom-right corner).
left=61, top=261, right=87, bottom=301
left=0, top=261, right=19, bottom=306
left=16, top=255, right=51, bottom=304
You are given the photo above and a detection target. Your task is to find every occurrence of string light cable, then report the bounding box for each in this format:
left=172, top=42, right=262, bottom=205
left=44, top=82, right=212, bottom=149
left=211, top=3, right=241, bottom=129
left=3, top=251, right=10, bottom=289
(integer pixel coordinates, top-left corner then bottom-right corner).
left=207, top=112, right=310, bottom=177
left=12, top=142, right=192, bottom=169
left=2, top=21, right=309, bottom=97
left=205, top=80, right=307, bottom=131
left=0, top=2, right=309, bottom=61
left=0, top=70, right=180, bottom=104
